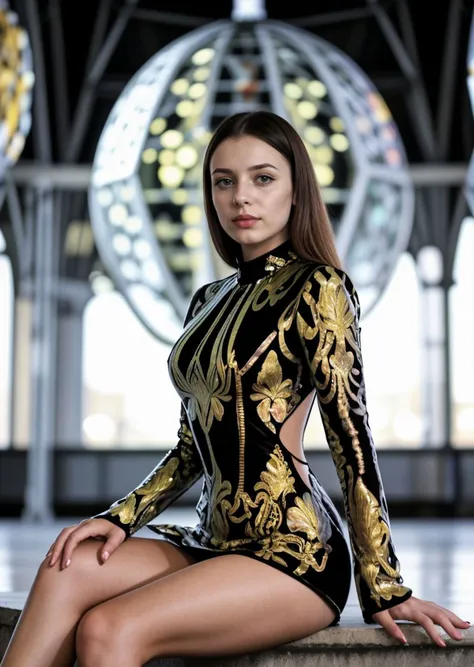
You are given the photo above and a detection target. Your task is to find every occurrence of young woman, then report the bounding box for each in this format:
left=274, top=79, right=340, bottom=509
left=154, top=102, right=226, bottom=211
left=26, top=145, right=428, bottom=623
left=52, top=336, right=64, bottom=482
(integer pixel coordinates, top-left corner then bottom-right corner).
left=2, top=111, right=468, bottom=667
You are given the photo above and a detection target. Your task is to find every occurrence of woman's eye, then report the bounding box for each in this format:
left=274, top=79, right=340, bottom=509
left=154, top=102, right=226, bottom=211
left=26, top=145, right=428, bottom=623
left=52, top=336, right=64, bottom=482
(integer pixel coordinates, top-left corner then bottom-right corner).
left=214, top=174, right=274, bottom=187
left=215, top=178, right=232, bottom=187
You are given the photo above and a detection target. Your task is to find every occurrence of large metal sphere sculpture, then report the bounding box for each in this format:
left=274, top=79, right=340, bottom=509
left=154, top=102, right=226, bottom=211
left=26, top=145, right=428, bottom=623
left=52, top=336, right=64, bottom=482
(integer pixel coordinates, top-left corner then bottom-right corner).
left=89, top=19, right=414, bottom=344
left=0, top=0, right=34, bottom=202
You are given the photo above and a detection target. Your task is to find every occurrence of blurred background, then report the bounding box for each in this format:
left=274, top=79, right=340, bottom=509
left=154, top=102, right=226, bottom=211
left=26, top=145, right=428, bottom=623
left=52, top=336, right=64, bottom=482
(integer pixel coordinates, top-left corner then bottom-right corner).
left=0, top=0, right=474, bottom=524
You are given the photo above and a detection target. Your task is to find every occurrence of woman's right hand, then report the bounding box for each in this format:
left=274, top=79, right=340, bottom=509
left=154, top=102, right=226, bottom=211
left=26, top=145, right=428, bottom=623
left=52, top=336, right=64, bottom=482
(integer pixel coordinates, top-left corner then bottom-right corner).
left=45, top=518, right=127, bottom=570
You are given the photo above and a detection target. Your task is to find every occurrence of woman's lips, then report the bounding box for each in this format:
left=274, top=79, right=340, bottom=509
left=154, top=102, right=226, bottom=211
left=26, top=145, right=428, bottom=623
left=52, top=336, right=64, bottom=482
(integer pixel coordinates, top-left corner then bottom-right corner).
left=233, top=217, right=259, bottom=228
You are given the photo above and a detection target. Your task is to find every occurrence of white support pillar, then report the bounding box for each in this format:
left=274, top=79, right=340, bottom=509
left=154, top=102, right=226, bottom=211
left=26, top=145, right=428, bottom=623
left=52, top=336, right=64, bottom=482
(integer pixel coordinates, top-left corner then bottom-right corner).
left=416, top=246, right=449, bottom=447
left=55, top=291, right=91, bottom=448
left=22, top=186, right=58, bottom=523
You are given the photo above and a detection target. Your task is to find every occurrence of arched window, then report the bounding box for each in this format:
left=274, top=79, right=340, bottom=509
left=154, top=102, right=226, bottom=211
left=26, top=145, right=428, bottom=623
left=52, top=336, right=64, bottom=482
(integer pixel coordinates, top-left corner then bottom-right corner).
left=82, top=290, right=181, bottom=448
left=449, top=216, right=474, bottom=448
left=0, top=247, right=13, bottom=449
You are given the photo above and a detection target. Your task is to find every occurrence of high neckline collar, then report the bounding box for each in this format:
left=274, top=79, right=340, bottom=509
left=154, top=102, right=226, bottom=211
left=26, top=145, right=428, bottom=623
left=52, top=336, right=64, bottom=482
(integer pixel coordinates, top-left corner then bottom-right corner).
left=236, top=239, right=298, bottom=285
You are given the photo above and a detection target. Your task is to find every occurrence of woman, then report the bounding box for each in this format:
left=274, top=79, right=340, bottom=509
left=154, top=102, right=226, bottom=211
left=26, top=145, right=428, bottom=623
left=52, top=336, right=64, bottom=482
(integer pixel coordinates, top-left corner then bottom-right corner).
left=2, top=111, right=468, bottom=667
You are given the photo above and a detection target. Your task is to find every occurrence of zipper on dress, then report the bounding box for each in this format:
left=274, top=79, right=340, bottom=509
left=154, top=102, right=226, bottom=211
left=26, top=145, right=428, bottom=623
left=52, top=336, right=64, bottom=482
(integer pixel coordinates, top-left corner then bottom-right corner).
left=229, top=330, right=278, bottom=493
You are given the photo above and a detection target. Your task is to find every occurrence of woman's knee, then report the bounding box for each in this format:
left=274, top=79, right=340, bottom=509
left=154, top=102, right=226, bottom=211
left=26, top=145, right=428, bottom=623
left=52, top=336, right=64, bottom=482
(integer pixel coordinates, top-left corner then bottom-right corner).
left=36, top=538, right=104, bottom=594
left=75, top=606, right=134, bottom=662
left=75, top=607, right=115, bottom=660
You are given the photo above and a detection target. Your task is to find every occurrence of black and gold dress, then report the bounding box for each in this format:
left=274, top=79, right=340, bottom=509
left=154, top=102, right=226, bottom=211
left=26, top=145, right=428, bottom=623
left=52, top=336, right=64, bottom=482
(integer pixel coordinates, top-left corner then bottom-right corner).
left=93, top=239, right=412, bottom=625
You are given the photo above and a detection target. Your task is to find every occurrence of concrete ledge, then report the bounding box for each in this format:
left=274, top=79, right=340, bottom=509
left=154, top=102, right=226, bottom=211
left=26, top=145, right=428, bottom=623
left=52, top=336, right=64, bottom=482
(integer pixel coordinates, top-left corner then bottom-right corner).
left=1, top=593, right=473, bottom=667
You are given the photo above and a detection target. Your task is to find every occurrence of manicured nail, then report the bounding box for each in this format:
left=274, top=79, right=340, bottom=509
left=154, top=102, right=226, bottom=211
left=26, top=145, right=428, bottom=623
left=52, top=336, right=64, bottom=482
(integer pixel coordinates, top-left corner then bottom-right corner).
left=440, top=641, right=446, bottom=647
left=103, top=551, right=109, bottom=561
left=65, top=559, right=70, bottom=568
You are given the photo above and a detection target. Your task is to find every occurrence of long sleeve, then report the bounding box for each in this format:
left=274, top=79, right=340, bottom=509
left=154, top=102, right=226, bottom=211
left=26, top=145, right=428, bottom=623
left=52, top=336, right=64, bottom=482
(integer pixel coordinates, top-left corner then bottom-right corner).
left=91, top=286, right=210, bottom=538
left=296, top=264, right=412, bottom=624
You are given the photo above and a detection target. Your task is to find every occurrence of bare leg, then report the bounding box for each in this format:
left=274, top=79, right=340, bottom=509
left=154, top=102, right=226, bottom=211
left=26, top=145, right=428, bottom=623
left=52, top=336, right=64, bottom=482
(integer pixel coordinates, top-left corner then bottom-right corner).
left=75, top=553, right=337, bottom=667
left=0, top=537, right=196, bottom=667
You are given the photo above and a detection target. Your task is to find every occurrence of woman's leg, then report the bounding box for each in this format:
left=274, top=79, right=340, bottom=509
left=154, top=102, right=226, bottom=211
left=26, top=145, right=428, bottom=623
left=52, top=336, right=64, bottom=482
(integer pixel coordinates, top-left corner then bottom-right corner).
left=75, top=553, right=337, bottom=667
left=0, top=537, right=196, bottom=667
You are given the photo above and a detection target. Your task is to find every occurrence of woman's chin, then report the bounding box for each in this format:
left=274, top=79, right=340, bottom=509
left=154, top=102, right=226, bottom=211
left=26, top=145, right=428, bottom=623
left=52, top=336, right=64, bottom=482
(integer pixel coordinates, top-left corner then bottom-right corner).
left=226, top=227, right=261, bottom=244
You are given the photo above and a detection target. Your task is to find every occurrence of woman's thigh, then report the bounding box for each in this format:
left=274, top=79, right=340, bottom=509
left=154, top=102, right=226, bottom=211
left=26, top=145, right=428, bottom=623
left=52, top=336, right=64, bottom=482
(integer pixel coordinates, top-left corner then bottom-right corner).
left=38, top=536, right=196, bottom=612
left=78, top=553, right=336, bottom=664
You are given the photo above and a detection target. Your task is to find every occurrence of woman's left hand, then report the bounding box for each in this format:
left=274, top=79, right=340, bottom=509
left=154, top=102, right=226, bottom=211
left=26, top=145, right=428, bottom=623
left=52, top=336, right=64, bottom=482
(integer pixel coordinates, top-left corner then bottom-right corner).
left=372, top=595, right=470, bottom=647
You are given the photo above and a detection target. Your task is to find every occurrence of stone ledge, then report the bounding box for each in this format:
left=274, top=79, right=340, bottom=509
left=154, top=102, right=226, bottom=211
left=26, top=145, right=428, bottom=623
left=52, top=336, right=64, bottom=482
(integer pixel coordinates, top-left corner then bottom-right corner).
left=1, top=593, right=473, bottom=667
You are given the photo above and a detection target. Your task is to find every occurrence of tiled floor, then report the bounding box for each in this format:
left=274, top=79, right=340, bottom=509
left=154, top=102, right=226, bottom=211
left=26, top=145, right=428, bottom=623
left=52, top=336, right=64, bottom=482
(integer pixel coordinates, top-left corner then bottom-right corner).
left=1, top=511, right=473, bottom=624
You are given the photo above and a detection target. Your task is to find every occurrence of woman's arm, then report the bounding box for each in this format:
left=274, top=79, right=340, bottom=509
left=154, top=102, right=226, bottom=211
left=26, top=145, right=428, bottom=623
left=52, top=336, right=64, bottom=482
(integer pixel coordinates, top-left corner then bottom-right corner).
left=91, top=404, right=203, bottom=537
left=295, top=264, right=412, bottom=624
left=91, top=283, right=213, bottom=538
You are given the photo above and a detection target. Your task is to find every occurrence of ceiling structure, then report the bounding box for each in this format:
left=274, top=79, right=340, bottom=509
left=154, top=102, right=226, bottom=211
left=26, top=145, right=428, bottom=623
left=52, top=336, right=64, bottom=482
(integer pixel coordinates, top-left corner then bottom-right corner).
left=1, top=0, right=473, bottom=298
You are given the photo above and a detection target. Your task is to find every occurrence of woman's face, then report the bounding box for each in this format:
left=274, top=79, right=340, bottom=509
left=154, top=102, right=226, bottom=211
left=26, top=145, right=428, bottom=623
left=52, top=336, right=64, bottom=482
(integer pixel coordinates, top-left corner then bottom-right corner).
left=210, top=135, right=295, bottom=260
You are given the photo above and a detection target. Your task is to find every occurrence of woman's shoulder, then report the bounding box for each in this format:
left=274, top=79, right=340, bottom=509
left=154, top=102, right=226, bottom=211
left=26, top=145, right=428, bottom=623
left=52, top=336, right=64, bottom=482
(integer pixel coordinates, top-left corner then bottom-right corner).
left=296, top=260, right=359, bottom=309
left=297, top=260, right=353, bottom=287
left=186, top=274, right=235, bottom=320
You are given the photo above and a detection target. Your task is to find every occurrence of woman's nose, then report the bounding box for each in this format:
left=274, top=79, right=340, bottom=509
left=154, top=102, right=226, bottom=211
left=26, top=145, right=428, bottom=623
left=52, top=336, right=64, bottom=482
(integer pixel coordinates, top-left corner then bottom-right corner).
left=233, top=189, right=251, bottom=206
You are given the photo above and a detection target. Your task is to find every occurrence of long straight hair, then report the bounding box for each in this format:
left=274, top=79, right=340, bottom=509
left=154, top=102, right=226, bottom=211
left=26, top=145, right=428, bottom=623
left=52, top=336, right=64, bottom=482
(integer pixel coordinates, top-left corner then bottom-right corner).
left=202, top=110, right=343, bottom=270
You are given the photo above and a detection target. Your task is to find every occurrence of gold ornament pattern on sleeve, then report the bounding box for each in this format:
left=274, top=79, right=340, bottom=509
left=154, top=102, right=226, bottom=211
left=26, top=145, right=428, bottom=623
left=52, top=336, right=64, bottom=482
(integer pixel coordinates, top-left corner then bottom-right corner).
left=347, top=465, right=411, bottom=608
left=108, top=457, right=180, bottom=527
left=297, top=267, right=365, bottom=474
left=106, top=411, right=201, bottom=534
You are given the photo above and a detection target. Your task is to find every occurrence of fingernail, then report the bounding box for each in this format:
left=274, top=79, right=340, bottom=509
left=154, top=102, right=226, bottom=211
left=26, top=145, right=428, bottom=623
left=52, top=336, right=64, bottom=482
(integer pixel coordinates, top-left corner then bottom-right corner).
left=65, top=559, right=70, bottom=568
left=440, top=641, right=446, bottom=647
left=103, top=551, right=109, bottom=561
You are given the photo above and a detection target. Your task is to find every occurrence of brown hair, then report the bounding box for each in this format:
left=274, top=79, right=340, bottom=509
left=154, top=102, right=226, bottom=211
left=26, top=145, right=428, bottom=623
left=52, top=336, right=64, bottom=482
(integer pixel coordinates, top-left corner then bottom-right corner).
left=202, top=110, right=343, bottom=270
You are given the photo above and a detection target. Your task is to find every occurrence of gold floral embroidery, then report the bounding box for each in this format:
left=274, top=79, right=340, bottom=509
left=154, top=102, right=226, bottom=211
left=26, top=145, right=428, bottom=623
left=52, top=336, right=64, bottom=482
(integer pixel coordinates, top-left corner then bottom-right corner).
left=297, top=267, right=365, bottom=475
left=109, top=457, right=180, bottom=527
left=347, top=465, right=411, bottom=608
left=109, top=493, right=136, bottom=525
left=134, top=458, right=181, bottom=514
left=255, top=445, right=296, bottom=504
left=210, top=445, right=330, bottom=576
left=209, top=458, right=233, bottom=542
left=177, top=419, right=193, bottom=445
left=188, top=356, right=232, bottom=431
left=214, top=444, right=295, bottom=538
left=250, top=350, right=295, bottom=433
left=287, top=492, right=322, bottom=541
left=264, top=250, right=298, bottom=275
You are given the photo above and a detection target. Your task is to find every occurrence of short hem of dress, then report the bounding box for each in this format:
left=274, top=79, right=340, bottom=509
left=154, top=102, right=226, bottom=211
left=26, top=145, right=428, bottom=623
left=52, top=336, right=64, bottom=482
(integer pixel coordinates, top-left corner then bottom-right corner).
left=145, top=527, right=345, bottom=627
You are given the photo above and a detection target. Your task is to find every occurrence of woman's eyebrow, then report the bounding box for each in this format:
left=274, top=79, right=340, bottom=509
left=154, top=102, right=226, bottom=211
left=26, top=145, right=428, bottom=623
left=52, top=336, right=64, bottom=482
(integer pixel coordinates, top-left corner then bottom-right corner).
left=211, top=163, right=279, bottom=175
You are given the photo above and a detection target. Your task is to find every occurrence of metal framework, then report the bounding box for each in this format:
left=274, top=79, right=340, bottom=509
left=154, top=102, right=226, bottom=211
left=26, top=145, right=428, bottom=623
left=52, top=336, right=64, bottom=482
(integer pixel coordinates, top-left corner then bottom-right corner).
left=1, top=0, right=472, bottom=523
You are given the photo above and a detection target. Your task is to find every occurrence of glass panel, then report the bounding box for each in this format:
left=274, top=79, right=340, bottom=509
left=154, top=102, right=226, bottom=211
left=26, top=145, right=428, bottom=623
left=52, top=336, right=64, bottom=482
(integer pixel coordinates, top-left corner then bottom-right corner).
left=82, top=291, right=180, bottom=448
left=450, top=217, right=474, bottom=448
left=0, top=254, right=13, bottom=449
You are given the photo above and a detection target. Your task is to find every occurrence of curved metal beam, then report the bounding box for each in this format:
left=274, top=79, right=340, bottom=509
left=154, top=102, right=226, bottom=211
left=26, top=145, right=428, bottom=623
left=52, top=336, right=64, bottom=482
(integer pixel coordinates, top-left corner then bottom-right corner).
left=21, top=0, right=52, bottom=162
left=66, top=0, right=138, bottom=162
